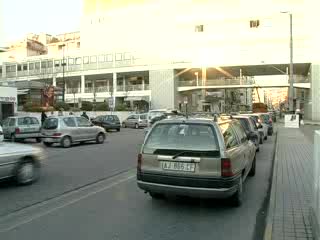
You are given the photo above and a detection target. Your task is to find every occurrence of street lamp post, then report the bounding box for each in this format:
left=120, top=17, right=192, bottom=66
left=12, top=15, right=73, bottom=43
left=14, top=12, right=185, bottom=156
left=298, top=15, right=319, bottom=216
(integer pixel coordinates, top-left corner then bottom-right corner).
left=281, top=12, right=294, bottom=112
left=61, top=44, right=66, bottom=102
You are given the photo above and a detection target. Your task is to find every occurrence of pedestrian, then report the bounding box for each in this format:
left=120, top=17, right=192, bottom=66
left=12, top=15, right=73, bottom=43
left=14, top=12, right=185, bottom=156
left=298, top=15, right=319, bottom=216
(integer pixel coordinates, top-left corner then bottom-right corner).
left=58, top=109, right=63, bottom=116
left=41, top=111, right=47, bottom=125
left=81, top=111, right=89, bottom=120
left=296, top=109, right=303, bottom=126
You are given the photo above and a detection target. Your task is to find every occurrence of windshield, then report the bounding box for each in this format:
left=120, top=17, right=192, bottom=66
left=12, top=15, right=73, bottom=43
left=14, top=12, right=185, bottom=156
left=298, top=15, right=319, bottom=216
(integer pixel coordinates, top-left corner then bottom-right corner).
left=144, top=123, right=219, bottom=153
left=238, top=118, right=251, bottom=132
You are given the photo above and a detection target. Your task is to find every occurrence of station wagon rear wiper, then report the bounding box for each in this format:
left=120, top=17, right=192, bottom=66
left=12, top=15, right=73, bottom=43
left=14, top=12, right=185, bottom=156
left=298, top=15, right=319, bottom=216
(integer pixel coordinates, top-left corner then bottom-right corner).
left=172, top=150, right=219, bottom=159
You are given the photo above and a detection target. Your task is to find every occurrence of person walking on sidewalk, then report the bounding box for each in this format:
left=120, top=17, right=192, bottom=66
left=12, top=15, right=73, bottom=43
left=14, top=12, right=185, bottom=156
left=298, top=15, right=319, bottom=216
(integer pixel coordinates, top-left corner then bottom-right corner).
left=296, top=109, right=303, bottom=126
left=41, top=111, right=47, bottom=125
left=81, top=111, right=89, bottom=120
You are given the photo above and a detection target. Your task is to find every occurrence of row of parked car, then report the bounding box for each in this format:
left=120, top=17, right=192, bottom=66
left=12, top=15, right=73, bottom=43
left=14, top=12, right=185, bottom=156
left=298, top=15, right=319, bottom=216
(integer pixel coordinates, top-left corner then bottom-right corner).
left=136, top=111, right=274, bottom=207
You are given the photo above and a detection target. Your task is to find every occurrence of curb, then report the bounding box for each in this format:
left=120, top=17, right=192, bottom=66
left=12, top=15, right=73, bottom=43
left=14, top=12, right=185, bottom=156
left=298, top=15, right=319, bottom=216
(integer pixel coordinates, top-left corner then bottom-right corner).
left=263, top=130, right=279, bottom=240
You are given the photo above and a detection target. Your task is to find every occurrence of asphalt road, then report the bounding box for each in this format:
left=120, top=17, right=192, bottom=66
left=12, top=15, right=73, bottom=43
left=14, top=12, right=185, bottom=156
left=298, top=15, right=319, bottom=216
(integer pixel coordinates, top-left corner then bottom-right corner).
left=0, top=128, right=276, bottom=240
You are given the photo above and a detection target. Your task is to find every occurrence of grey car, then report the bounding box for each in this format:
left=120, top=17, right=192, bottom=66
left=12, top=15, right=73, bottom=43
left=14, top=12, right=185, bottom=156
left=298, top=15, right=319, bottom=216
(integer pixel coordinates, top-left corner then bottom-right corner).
left=0, top=141, right=45, bottom=184
left=137, top=117, right=256, bottom=206
left=41, top=116, right=106, bottom=148
left=2, top=116, right=42, bottom=142
left=122, top=114, right=148, bottom=129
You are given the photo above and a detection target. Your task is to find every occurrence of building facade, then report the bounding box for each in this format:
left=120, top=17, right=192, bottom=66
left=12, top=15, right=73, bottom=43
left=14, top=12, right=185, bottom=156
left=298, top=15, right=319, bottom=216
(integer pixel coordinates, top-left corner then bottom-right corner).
left=0, top=0, right=319, bottom=119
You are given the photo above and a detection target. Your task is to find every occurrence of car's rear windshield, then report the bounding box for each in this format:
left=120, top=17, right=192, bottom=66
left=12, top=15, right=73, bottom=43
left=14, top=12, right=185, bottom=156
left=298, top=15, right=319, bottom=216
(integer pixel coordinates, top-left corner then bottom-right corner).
left=261, top=114, right=270, bottom=123
left=144, top=123, right=219, bottom=153
left=237, top=118, right=250, bottom=132
left=43, top=118, right=58, bottom=130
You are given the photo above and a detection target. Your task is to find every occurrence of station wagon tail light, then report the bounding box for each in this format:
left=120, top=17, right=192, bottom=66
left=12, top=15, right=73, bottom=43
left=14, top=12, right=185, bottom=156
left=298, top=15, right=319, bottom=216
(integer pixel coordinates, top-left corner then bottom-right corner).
left=53, top=133, right=62, bottom=137
left=221, top=158, right=233, bottom=177
left=15, top=128, right=20, bottom=134
left=137, top=153, right=143, bottom=172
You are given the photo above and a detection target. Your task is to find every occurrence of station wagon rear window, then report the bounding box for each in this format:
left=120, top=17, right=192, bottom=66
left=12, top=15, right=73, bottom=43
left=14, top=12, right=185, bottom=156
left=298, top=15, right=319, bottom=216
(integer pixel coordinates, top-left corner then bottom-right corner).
left=144, top=123, right=219, bottom=153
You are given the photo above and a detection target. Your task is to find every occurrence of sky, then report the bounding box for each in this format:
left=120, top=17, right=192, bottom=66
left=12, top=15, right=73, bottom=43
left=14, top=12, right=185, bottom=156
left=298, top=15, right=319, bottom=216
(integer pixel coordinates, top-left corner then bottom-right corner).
left=0, top=0, right=83, bottom=46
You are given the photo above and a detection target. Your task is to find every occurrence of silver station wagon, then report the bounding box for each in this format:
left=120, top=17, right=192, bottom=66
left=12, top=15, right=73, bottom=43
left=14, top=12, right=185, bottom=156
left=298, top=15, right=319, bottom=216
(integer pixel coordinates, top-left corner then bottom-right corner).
left=2, top=116, right=42, bottom=142
left=41, top=116, right=106, bottom=148
left=137, top=117, right=256, bottom=206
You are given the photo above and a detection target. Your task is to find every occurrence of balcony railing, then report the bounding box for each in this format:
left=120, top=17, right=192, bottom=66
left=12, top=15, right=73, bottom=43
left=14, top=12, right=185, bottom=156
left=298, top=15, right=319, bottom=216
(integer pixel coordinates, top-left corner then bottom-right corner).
left=116, top=84, right=149, bottom=91
left=179, top=78, right=255, bottom=87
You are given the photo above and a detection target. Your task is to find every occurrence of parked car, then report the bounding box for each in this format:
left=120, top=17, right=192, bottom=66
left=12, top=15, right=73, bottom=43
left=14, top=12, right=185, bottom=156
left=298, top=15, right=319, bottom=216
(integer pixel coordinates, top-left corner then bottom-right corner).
left=92, top=115, right=121, bottom=132
left=122, top=114, right=148, bottom=129
left=0, top=125, right=3, bottom=142
left=261, top=113, right=274, bottom=136
left=233, top=115, right=260, bottom=151
left=244, top=114, right=268, bottom=141
left=2, top=116, right=42, bottom=142
left=137, top=117, right=256, bottom=206
left=41, top=116, right=106, bottom=148
left=0, top=137, right=45, bottom=185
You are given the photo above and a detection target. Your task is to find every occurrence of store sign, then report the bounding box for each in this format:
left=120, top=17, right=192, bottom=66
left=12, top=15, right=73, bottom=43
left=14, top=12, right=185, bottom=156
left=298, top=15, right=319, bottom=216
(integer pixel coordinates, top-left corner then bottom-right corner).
left=0, top=96, right=16, bottom=102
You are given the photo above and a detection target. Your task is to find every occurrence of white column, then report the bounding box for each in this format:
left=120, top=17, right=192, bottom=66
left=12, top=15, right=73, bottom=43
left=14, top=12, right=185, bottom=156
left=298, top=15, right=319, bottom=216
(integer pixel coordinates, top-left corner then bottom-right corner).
left=53, top=77, right=56, bottom=87
left=142, top=77, right=145, bottom=90
left=113, top=72, right=117, bottom=108
left=81, top=75, right=85, bottom=94
left=123, top=76, right=126, bottom=91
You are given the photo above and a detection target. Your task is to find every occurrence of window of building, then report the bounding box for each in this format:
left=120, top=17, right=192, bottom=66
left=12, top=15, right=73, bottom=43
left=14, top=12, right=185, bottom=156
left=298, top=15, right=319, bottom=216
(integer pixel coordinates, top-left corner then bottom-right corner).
left=41, top=61, right=47, bottom=69
left=106, top=54, right=113, bottom=62
left=75, top=57, right=81, bottom=65
left=90, top=56, right=97, bottom=63
left=62, top=59, right=67, bottom=66
left=17, top=65, right=22, bottom=71
left=35, top=62, right=40, bottom=70
left=124, top=53, right=131, bottom=60
left=0, top=67, right=2, bottom=74
left=83, top=56, right=89, bottom=64
left=98, top=55, right=105, bottom=62
left=29, top=63, right=35, bottom=70
left=250, top=20, right=260, bottom=28
left=54, top=60, right=60, bottom=67
left=195, top=25, right=204, bottom=32
left=77, top=42, right=80, bottom=48
left=23, top=64, right=28, bottom=71
left=47, top=61, right=53, bottom=68
left=115, top=53, right=122, bottom=61
left=68, top=58, right=74, bottom=65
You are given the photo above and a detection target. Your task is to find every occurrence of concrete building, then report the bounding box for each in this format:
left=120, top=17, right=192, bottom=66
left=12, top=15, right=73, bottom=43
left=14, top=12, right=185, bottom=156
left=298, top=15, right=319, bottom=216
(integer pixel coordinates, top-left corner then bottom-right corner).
left=0, top=0, right=319, bottom=120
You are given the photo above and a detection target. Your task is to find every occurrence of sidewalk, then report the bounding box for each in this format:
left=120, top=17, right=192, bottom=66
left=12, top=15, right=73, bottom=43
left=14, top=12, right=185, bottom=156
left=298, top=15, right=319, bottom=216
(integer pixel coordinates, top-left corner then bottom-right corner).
left=264, top=126, right=315, bottom=240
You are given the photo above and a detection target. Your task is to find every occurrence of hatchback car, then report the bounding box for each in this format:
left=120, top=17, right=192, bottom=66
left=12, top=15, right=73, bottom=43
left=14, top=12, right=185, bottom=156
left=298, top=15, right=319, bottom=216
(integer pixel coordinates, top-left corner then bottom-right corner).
left=233, top=115, right=260, bottom=151
left=0, top=139, right=45, bottom=185
left=41, top=116, right=106, bottom=148
left=137, top=117, right=256, bottom=206
left=92, top=115, right=121, bottom=132
left=2, top=116, right=42, bottom=142
left=122, top=114, right=148, bottom=129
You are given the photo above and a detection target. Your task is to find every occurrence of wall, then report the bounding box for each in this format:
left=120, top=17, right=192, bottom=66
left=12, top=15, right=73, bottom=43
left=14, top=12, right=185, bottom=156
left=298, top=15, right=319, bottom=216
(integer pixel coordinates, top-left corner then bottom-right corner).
left=149, top=69, right=177, bottom=109
left=311, top=65, right=320, bottom=121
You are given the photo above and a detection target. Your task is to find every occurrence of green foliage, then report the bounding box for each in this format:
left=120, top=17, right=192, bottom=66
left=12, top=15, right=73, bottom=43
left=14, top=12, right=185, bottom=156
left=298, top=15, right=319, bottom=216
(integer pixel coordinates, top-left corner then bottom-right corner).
left=70, top=107, right=81, bottom=112
left=81, top=101, right=93, bottom=111
left=23, top=102, right=43, bottom=112
left=95, top=102, right=109, bottom=111
left=54, top=102, right=70, bottom=111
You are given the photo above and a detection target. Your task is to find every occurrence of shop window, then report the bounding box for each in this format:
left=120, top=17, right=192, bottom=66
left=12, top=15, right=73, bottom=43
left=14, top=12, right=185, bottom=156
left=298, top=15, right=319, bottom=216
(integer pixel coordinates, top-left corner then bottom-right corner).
left=68, top=58, right=74, bottom=65
left=35, top=62, right=40, bottom=70
left=115, top=53, right=122, bottom=61
left=23, top=64, right=28, bottom=70
left=106, top=54, right=113, bottom=62
left=54, top=60, right=60, bottom=67
left=75, top=57, right=81, bottom=65
left=29, top=63, right=35, bottom=70
left=98, top=55, right=105, bottom=62
left=90, top=56, right=97, bottom=63
left=17, top=65, right=22, bottom=71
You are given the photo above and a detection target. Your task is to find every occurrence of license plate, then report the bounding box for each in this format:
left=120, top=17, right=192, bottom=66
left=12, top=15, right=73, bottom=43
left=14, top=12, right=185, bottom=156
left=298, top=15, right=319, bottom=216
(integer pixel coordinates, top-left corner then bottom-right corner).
left=161, top=161, right=195, bottom=172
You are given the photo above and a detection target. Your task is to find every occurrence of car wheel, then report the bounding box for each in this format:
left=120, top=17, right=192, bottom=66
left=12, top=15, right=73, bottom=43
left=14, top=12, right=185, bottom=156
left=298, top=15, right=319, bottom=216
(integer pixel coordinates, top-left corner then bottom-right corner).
left=135, top=123, right=139, bottom=129
left=117, top=128, right=120, bottom=132
left=36, top=138, right=42, bottom=143
left=149, top=192, right=164, bottom=199
left=96, top=133, right=105, bottom=144
left=43, top=142, right=53, bottom=147
left=61, top=136, right=72, bottom=148
left=15, top=160, right=39, bottom=185
left=249, top=156, right=256, bottom=177
left=230, top=175, right=243, bottom=207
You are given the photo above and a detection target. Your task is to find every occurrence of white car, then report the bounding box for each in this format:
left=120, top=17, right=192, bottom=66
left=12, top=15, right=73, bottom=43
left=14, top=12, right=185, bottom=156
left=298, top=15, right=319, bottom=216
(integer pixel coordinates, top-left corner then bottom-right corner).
left=0, top=125, right=3, bottom=142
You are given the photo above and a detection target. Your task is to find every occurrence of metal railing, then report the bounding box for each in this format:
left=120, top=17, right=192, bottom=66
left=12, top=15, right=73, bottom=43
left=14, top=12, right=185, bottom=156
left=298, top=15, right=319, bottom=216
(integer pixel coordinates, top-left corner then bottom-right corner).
left=179, top=77, right=255, bottom=87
